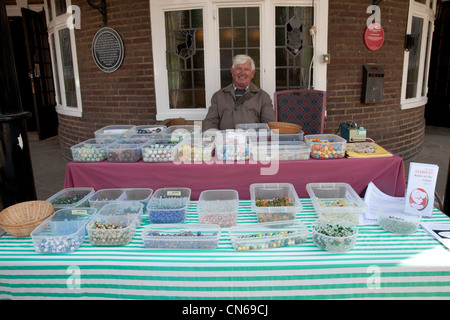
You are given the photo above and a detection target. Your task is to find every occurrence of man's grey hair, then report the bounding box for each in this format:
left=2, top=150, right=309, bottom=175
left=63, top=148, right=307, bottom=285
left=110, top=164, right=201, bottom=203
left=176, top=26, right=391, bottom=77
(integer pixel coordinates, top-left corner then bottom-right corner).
left=232, top=54, right=256, bottom=71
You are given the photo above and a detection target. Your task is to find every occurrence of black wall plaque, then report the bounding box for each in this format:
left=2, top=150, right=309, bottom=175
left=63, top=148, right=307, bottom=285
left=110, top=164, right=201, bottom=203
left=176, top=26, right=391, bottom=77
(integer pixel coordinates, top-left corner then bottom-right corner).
left=92, top=27, right=124, bottom=73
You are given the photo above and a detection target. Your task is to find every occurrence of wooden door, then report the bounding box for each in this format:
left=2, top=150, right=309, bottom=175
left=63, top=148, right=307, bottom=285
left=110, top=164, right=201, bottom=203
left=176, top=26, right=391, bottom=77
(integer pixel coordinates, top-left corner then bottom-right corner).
left=22, top=8, right=58, bottom=140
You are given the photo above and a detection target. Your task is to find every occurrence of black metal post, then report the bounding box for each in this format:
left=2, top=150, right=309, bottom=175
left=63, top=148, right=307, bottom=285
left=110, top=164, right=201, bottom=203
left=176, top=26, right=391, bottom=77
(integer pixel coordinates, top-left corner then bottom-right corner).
left=0, top=0, right=36, bottom=211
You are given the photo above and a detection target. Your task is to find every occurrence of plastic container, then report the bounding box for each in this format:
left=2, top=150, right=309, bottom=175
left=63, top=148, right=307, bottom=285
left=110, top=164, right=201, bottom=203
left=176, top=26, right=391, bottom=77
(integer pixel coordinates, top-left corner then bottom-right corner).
left=46, top=187, right=95, bottom=209
left=250, top=183, right=301, bottom=222
left=95, top=202, right=144, bottom=227
left=198, top=189, right=239, bottom=227
left=142, top=223, right=221, bottom=249
left=147, top=188, right=191, bottom=223
left=306, top=183, right=367, bottom=224
left=128, top=125, right=166, bottom=137
left=141, top=139, right=178, bottom=162
left=230, top=220, right=309, bottom=251
left=215, top=130, right=249, bottom=161
left=311, top=218, right=358, bottom=253
left=107, top=138, right=148, bottom=162
left=377, top=203, right=421, bottom=234
left=271, top=130, right=304, bottom=142
left=161, top=125, right=201, bottom=143
left=235, top=123, right=271, bottom=143
left=174, top=141, right=215, bottom=163
left=94, top=125, right=135, bottom=143
left=250, top=141, right=310, bottom=161
left=88, top=188, right=127, bottom=209
left=71, top=138, right=116, bottom=162
left=49, top=207, right=97, bottom=235
left=122, top=188, right=153, bottom=209
left=305, top=134, right=347, bottom=159
left=202, top=129, right=219, bottom=143
left=86, top=208, right=138, bottom=246
left=30, top=208, right=95, bottom=254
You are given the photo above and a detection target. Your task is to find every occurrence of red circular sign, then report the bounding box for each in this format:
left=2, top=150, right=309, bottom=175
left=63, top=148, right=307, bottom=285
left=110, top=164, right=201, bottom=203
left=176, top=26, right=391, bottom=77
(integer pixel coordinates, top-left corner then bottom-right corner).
left=364, top=23, right=384, bottom=51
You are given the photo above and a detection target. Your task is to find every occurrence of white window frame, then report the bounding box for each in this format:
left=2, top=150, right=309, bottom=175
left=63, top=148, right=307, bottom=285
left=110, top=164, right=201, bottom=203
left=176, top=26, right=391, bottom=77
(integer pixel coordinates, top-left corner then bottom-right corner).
left=45, top=0, right=83, bottom=117
left=150, top=0, right=328, bottom=121
left=400, top=0, right=436, bottom=110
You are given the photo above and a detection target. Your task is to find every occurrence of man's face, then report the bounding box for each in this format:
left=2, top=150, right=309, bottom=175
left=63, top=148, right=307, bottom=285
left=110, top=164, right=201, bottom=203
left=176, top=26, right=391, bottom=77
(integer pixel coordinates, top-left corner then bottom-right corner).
left=231, top=60, right=255, bottom=89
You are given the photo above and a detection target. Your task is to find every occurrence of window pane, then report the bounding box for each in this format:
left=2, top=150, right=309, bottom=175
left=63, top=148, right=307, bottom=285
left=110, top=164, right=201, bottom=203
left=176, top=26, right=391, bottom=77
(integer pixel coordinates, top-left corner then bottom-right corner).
left=165, top=9, right=205, bottom=109
left=50, top=34, right=61, bottom=105
left=406, top=16, right=424, bottom=99
left=47, top=0, right=53, bottom=21
left=275, top=6, right=314, bottom=91
left=58, top=28, right=77, bottom=108
left=54, top=0, right=67, bottom=16
left=219, top=7, right=260, bottom=88
left=422, top=21, right=432, bottom=97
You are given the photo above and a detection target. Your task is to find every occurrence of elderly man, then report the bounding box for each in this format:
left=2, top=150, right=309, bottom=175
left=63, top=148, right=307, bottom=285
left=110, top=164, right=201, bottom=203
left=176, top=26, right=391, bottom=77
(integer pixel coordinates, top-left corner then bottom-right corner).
left=202, top=55, right=276, bottom=131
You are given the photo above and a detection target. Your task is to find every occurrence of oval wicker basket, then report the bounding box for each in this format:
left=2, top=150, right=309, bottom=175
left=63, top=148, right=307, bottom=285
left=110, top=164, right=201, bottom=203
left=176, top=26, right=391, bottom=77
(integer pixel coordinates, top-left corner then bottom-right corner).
left=268, top=122, right=302, bottom=134
left=0, top=201, right=55, bottom=237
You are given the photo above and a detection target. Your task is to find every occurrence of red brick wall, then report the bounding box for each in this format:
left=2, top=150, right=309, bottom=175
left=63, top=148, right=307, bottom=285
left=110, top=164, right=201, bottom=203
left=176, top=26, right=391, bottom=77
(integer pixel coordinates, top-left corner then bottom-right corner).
left=59, top=0, right=156, bottom=157
left=57, top=0, right=425, bottom=159
left=325, top=0, right=425, bottom=158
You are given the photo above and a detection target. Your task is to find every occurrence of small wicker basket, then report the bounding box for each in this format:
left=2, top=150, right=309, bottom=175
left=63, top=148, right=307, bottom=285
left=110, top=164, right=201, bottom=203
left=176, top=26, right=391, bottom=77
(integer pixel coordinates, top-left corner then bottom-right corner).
left=268, top=122, right=302, bottom=134
left=0, top=201, right=55, bottom=237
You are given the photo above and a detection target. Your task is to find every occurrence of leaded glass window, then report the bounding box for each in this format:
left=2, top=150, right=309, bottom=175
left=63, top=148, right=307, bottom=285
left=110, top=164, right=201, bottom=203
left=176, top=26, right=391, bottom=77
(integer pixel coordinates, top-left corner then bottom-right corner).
left=218, top=7, right=260, bottom=87
left=165, top=9, right=205, bottom=109
left=59, top=27, right=78, bottom=108
left=406, top=16, right=423, bottom=99
left=275, top=6, right=314, bottom=91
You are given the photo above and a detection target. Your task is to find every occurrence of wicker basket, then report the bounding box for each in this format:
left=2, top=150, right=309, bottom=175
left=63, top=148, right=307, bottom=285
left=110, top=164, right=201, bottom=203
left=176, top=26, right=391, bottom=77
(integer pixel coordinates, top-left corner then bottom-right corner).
left=0, top=201, right=55, bottom=237
left=268, top=122, right=302, bottom=134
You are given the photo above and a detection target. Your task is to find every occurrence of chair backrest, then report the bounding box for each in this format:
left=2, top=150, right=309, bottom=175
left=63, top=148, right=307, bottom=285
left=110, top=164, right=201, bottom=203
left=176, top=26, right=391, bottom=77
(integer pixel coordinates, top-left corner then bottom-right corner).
left=274, top=89, right=326, bottom=135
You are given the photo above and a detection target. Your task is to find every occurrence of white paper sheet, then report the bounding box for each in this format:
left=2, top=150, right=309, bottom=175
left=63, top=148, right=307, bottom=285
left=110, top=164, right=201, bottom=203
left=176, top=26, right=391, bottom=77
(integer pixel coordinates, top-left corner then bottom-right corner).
left=360, top=182, right=405, bottom=224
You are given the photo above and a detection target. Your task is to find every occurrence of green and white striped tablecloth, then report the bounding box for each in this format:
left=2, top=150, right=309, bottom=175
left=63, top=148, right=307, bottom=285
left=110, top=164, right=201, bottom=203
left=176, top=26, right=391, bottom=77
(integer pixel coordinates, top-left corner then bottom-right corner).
left=1, top=200, right=450, bottom=300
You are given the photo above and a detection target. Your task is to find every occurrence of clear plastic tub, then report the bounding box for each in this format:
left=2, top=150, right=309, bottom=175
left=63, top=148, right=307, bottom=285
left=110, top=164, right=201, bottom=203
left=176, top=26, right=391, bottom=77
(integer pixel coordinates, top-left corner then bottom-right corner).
left=161, top=125, right=201, bottom=143
left=49, top=207, right=97, bottom=235
left=377, top=203, right=421, bottom=234
left=106, top=138, right=148, bottom=162
left=312, top=218, right=358, bottom=253
left=128, top=125, right=166, bottom=137
left=71, top=138, right=116, bottom=162
left=198, top=189, right=239, bottom=227
left=88, top=188, right=127, bottom=210
left=95, top=202, right=144, bottom=226
left=215, top=130, right=249, bottom=161
left=271, top=130, right=304, bottom=142
left=30, top=208, right=96, bottom=254
left=230, top=220, right=309, bottom=251
left=86, top=207, right=138, bottom=246
left=142, top=224, right=221, bottom=249
left=250, top=141, right=310, bottom=161
left=235, top=123, right=271, bottom=143
left=305, top=134, right=347, bottom=159
left=141, top=139, right=178, bottom=162
left=46, top=187, right=95, bottom=209
left=306, top=183, right=367, bottom=224
left=174, top=141, right=215, bottom=163
left=94, top=125, right=135, bottom=142
left=147, top=188, right=191, bottom=223
left=250, top=183, right=301, bottom=222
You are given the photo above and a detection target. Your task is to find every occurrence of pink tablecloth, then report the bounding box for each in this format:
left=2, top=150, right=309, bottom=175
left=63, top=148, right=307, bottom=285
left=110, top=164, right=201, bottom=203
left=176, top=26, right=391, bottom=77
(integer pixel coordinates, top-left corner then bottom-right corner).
left=64, top=155, right=406, bottom=200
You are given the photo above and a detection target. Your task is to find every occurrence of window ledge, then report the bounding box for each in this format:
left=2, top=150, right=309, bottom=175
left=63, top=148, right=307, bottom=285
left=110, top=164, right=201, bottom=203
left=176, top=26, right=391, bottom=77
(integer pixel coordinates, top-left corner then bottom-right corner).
left=400, top=97, right=428, bottom=110
left=56, top=105, right=82, bottom=117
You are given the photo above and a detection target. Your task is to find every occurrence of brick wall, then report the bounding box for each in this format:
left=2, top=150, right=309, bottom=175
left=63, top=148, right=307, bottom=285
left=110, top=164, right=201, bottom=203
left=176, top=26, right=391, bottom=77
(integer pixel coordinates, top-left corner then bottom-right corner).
left=325, top=0, right=425, bottom=158
left=59, top=0, right=156, bottom=158
left=57, top=0, right=426, bottom=159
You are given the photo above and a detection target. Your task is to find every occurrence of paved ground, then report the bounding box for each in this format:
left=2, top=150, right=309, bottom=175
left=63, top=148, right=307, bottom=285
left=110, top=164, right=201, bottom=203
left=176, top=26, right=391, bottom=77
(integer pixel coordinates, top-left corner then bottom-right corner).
left=28, top=126, right=449, bottom=208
